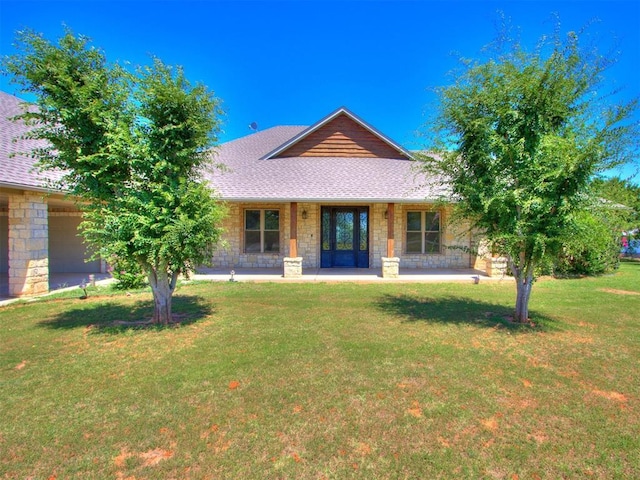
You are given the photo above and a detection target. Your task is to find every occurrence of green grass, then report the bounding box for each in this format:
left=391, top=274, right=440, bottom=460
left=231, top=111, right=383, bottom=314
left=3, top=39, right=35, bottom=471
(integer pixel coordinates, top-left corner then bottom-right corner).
left=1, top=263, right=639, bottom=479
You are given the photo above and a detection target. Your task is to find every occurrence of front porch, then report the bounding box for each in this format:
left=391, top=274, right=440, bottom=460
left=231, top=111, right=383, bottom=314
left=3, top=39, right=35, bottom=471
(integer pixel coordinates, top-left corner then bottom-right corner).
left=193, top=266, right=509, bottom=283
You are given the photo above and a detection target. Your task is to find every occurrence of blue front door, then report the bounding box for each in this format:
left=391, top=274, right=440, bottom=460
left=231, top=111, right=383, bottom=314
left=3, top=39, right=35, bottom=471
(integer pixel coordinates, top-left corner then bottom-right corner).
left=321, top=207, right=369, bottom=268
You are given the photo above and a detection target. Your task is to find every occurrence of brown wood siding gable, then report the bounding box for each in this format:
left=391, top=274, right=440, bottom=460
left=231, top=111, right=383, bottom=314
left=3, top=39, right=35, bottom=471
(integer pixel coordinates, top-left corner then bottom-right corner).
left=275, top=114, right=408, bottom=159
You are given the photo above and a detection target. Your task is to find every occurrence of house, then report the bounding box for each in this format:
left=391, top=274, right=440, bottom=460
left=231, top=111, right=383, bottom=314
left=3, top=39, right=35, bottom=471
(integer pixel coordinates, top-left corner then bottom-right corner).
left=0, top=91, right=106, bottom=297
left=203, top=107, right=479, bottom=277
left=1, top=92, right=486, bottom=297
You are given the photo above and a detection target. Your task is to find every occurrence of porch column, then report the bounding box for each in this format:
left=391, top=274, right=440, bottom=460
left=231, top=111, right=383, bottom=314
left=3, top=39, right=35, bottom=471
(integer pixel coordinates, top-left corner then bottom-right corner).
left=382, top=202, right=399, bottom=278
left=8, top=191, right=49, bottom=296
left=284, top=202, right=302, bottom=278
left=289, top=202, right=298, bottom=258
left=386, top=202, right=395, bottom=257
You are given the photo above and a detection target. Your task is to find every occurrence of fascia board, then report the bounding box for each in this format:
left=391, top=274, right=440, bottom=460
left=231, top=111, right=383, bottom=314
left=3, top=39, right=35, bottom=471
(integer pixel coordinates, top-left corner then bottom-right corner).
left=219, top=196, right=447, bottom=204
left=0, top=181, right=61, bottom=194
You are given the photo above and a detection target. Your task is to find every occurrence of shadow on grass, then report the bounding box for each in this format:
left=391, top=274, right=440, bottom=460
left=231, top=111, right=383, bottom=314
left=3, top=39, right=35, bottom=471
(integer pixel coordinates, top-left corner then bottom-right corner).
left=376, top=294, right=558, bottom=332
left=38, top=294, right=214, bottom=334
left=620, top=258, right=640, bottom=266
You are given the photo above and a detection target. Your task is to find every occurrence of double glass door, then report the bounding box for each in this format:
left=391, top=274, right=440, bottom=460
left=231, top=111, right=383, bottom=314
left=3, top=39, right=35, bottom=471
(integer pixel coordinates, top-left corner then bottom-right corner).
left=321, top=207, right=369, bottom=268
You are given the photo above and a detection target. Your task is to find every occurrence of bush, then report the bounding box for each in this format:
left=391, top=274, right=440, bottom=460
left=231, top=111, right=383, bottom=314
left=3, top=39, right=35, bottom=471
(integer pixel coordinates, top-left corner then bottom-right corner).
left=554, top=212, right=620, bottom=276
left=108, top=255, right=148, bottom=290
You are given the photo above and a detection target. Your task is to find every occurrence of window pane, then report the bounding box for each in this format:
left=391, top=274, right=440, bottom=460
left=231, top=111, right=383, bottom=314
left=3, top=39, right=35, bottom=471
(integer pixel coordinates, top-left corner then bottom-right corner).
left=360, top=211, right=368, bottom=251
left=264, top=210, right=279, bottom=230
left=264, top=231, right=280, bottom=252
left=406, top=232, right=422, bottom=253
left=322, top=209, right=330, bottom=250
left=407, top=211, right=422, bottom=231
left=335, top=212, right=354, bottom=250
left=425, top=232, right=440, bottom=253
left=245, top=231, right=261, bottom=252
left=245, top=210, right=260, bottom=230
left=425, top=212, right=440, bottom=232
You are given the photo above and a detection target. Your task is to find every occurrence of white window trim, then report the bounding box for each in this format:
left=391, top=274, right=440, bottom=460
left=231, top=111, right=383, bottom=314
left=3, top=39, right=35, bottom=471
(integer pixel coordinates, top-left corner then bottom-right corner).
left=406, top=210, right=442, bottom=255
left=244, top=209, right=280, bottom=254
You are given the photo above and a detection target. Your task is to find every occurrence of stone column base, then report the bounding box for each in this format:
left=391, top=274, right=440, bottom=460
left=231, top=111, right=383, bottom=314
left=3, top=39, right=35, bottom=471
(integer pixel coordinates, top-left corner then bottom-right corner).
left=382, top=257, right=400, bottom=279
left=8, top=192, right=49, bottom=297
left=486, top=256, right=508, bottom=277
left=283, top=257, right=303, bottom=278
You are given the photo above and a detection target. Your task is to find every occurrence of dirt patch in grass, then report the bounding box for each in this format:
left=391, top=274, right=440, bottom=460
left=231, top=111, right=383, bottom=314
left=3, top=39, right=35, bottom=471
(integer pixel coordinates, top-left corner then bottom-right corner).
left=591, top=390, right=628, bottom=402
left=114, top=446, right=174, bottom=476
left=598, top=288, right=640, bottom=295
left=100, top=313, right=196, bottom=328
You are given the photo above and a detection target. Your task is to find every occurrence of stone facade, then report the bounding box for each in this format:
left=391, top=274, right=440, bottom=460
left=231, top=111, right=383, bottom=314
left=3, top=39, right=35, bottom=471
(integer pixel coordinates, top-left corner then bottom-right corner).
left=210, top=202, right=475, bottom=271
left=381, top=257, right=400, bottom=278
left=213, top=202, right=291, bottom=268
left=388, top=204, right=473, bottom=269
left=283, top=257, right=303, bottom=278
left=486, top=256, right=509, bottom=277
left=0, top=209, right=8, bottom=274
left=8, top=192, right=49, bottom=296
left=297, top=202, right=319, bottom=268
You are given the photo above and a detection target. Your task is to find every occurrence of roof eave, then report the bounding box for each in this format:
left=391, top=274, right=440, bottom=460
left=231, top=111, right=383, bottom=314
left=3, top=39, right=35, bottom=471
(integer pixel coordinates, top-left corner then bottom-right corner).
left=0, top=181, right=61, bottom=194
left=218, top=196, right=449, bottom=204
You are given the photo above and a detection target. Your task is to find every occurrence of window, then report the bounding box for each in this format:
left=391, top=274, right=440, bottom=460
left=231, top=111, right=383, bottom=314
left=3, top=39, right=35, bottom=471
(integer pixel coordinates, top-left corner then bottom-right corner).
left=406, top=211, right=441, bottom=254
left=245, top=209, right=280, bottom=253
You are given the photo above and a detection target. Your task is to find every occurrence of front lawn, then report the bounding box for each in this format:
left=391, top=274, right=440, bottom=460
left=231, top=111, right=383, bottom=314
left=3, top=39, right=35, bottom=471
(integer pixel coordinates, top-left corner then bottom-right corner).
left=1, top=263, right=638, bottom=478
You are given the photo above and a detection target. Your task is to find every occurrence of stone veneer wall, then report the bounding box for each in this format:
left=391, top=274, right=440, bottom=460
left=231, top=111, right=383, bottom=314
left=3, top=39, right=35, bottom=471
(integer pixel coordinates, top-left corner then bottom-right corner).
left=0, top=209, right=8, bottom=274
left=8, top=192, right=49, bottom=296
left=370, top=203, right=388, bottom=268
left=212, top=202, right=290, bottom=268
left=296, top=203, right=318, bottom=269
left=211, top=202, right=474, bottom=270
left=391, top=204, right=473, bottom=269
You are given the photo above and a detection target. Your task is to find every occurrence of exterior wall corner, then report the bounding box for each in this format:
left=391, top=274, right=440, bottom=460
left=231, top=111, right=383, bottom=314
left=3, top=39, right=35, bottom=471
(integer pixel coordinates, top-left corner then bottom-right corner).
left=8, top=192, right=49, bottom=296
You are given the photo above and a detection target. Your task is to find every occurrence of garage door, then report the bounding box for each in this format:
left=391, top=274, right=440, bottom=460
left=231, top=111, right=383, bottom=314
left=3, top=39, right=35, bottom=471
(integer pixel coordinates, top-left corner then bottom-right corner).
left=49, top=216, right=101, bottom=273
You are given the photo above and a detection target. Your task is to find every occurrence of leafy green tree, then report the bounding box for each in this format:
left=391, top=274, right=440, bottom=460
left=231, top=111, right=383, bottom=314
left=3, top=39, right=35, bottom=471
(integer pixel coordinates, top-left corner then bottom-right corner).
left=591, top=176, right=640, bottom=234
left=3, top=29, right=226, bottom=324
left=554, top=210, right=620, bottom=275
left=421, top=26, right=638, bottom=322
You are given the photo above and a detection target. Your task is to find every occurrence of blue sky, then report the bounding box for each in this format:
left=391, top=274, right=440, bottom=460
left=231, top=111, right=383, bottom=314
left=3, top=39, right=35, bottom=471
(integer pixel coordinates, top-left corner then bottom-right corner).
left=1, top=0, right=639, bottom=180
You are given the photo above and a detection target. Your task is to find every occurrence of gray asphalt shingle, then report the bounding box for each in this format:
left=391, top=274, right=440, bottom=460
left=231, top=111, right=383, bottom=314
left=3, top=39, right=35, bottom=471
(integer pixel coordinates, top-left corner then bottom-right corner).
left=205, top=125, right=446, bottom=202
left=2, top=92, right=445, bottom=202
left=0, top=91, right=60, bottom=190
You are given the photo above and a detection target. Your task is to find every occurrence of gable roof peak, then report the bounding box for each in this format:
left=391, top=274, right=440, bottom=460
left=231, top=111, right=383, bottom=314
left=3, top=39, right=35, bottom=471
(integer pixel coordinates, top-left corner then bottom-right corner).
left=263, top=106, right=412, bottom=160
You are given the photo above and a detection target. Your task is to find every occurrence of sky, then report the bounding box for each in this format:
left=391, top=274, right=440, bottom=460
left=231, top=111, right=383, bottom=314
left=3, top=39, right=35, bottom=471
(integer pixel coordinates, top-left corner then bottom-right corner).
left=1, top=0, right=639, bottom=180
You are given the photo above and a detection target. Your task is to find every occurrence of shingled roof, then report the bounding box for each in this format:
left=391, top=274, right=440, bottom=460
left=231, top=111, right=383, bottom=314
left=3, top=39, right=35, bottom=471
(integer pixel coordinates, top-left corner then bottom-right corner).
left=205, top=107, right=445, bottom=203
left=2, top=94, right=445, bottom=203
left=0, top=91, right=61, bottom=191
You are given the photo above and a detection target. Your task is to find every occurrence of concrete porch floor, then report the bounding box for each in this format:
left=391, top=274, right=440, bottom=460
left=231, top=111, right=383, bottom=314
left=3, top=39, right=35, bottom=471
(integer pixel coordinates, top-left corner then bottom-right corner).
left=192, top=267, right=507, bottom=284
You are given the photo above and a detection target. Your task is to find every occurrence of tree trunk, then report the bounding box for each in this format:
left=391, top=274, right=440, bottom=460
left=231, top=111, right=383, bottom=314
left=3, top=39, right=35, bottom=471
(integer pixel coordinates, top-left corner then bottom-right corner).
left=510, top=257, right=534, bottom=323
left=147, top=268, right=173, bottom=325
left=514, top=275, right=533, bottom=323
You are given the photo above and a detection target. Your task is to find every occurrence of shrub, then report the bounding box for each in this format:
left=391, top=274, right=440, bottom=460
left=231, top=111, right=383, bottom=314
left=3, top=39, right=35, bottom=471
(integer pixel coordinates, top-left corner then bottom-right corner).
left=554, top=211, right=620, bottom=276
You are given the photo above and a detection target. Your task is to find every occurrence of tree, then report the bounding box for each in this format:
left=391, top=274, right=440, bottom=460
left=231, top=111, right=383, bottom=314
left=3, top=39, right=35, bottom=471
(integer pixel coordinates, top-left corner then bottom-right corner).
left=591, top=176, right=640, bottom=233
left=421, top=25, right=638, bottom=322
left=553, top=209, right=621, bottom=276
left=3, top=29, right=226, bottom=324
